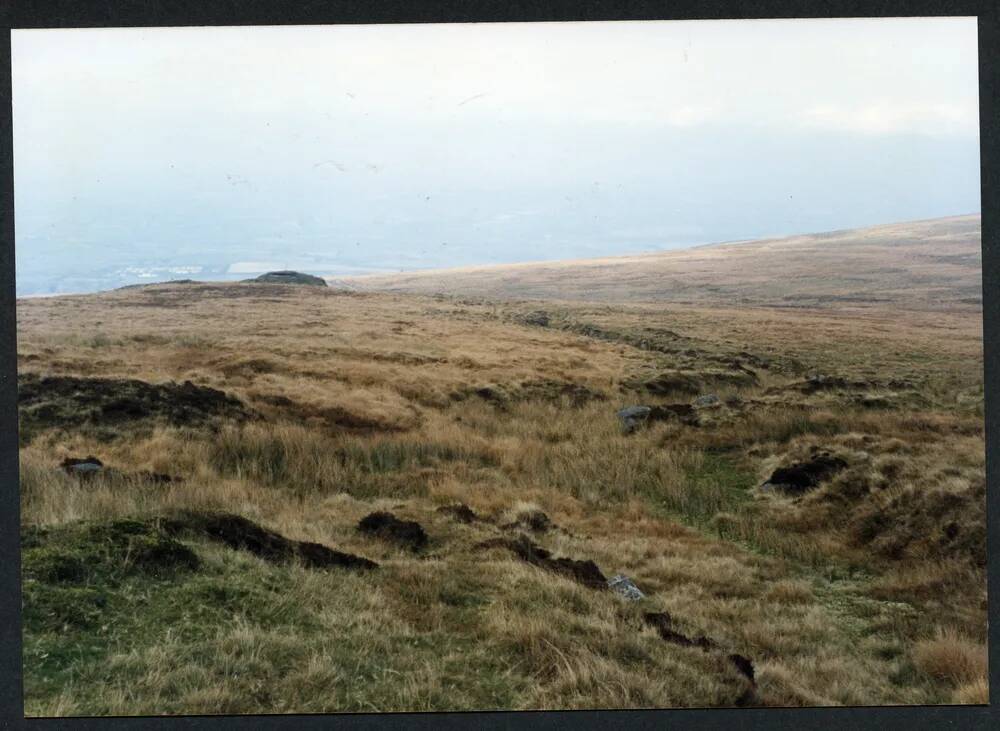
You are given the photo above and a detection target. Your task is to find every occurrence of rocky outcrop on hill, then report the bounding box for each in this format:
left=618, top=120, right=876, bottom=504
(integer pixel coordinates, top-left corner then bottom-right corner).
left=248, top=271, right=328, bottom=286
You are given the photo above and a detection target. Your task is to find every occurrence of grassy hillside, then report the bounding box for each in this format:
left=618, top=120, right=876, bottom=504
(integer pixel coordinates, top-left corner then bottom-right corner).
left=16, top=265, right=986, bottom=714
left=342, top=215, right=982, bottom=310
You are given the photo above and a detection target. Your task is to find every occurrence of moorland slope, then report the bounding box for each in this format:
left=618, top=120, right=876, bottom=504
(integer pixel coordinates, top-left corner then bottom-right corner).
left=16, top=216, right=986, bottom=714
left=342, top=215, right=982, bottom=311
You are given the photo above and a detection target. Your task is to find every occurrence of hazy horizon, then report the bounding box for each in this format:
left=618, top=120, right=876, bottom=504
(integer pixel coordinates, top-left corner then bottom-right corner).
left=12, top=18, right=981, bottom=295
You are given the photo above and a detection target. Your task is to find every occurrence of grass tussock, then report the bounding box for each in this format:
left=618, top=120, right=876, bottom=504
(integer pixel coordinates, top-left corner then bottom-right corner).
left=911, top=629, right=988, bottom=687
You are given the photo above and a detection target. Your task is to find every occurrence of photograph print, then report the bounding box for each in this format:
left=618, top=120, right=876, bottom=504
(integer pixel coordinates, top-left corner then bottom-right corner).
left=12, top=16, right=987, bottom=715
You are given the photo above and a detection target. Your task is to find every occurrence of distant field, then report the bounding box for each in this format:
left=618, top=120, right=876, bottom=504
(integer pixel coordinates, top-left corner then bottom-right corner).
left=342, top=215, right=982, bottom=311
left=16, top=215, right=986, bottom=714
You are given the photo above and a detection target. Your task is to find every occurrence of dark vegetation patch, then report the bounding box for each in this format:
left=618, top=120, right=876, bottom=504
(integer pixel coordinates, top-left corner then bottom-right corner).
left=17, top=374, right=252, bottom=444
left=218, top=358, right=285, bottom=378
left=22, top=521, right=328, bottom=712
left=771, top=373, right=916, bottom=396
left=623, top=368, right=757, bottom=397
left=522, top=313, right=801, bottom=375
left=643, top=611, right=758, bottom=705
left=763, top=452, right=848, bottom=494
left=519, top=379, right=607, bottom=407
left=22, top=520, right=200, bottom=589
left=133, top=471, right=182, bottom=484
left=357, top=512, right=428, bottom=552
left=648, top=403, right=700, bottom=426
left=852, top=478, right=986, bottom=566
left=256, top=393, right=411, bottom=432
left=246, top=270, right=328, bottom=287
left=364, top=351, right=447, bottom=366
left=516, top=310, right=550, bottom=327
left=116, top=279, right=197, bottom=291
left=456, top=378, right=605, bottom=409
left=108, top=283, right=361, bottom=311
left=644, top=611, right=717, bottom=650
left=163, top=511, right=378, bottom=570
left=436, top=504, right=480, bottom=524
left=560, top=320, right=692, bottom=354
left=478, top=534, right=607, bottom=589
left=501, top=509, right=552, bottom=533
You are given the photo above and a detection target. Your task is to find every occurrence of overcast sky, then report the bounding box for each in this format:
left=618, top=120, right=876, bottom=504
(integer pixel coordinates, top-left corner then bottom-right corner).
left=12, top=18, right=981, bottom=294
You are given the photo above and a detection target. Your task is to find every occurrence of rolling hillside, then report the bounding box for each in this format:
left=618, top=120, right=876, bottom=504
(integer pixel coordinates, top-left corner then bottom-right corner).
left=341, top=215, right=982, bottom=310
left=16, top=214, right=986, bottom=714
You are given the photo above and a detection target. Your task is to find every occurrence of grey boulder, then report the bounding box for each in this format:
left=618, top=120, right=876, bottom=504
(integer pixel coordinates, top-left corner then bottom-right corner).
left=617, top=406, right=651, bottom=434
left=608, top=574, right=646, bottom=601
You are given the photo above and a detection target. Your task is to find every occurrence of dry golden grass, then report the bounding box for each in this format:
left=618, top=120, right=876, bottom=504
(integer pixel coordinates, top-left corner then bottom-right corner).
left=952, top=678, right=989, bottom=705
left=912, top=628, right=988, bottom=688
left=16, top=267, right=986, bottom=714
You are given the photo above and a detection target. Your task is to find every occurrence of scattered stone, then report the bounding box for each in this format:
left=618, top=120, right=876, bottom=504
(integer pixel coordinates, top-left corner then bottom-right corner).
left=762, top=453, right=848, bottom=494
left=358, top=512, right=428, bottom=551
left=61, top=456, right=104, bottom=478
left=478, top=534, right=607, bottom=589
left=619, top=403, right=700, bottom=432
left=694, top=394, right=721, bottom=408
left=162, top=511, right=378, bottom=571
left=607, top=574, right=645, bottom=601
left=618, top=405, right=651, bottom=434
left=436, top=503, right=479, bottom=523
left=247, top=270, right=328, bottom=287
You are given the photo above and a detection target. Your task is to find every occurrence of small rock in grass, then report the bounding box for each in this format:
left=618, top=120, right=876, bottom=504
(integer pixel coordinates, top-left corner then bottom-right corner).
left=61, top=456, right=104, bottom=478
left=617, top=405, right=651, bottom=434
left=607, top=574, right=646, bottom=601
